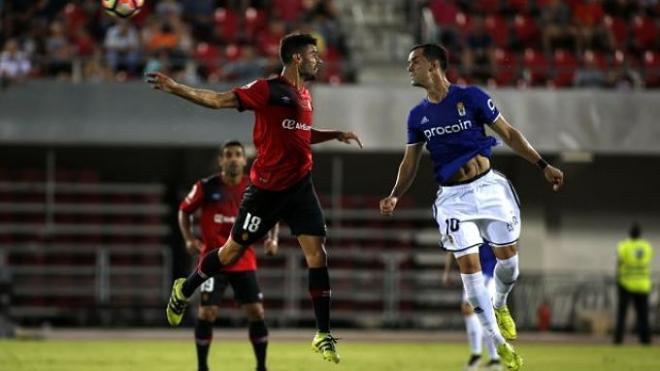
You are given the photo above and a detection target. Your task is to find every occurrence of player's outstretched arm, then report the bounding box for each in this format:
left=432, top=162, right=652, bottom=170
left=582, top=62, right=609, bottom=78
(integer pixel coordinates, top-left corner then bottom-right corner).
left=146, top=72, right=238, bottom=109
left=310, top=128, right=363, bottom=148
left=379, top=143, right=424, bottom=216
left=490, top=116, right=564, bottom=191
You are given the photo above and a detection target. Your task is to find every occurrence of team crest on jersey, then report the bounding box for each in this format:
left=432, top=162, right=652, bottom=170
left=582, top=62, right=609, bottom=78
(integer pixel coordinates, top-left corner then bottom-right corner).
left=456, top=102, right=466, bottom=116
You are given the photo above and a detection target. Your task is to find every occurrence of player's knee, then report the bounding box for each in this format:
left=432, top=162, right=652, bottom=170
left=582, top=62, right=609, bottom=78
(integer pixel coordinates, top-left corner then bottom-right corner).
left=198, top=306, right=219, bottom=321
left=493, top=244, right=517, bottom=260
left=461, top=302, right=474, bottom=315
left=243, top=303, right=265, bottom=321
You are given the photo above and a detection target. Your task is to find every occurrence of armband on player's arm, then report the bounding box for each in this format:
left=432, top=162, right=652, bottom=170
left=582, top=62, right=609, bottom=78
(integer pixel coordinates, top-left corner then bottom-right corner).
left=536, top=158, right=549, bottom=170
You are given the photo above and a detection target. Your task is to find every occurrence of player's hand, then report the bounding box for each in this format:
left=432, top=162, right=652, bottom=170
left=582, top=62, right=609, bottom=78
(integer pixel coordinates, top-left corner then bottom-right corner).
left=264, top=238, right=278, bottom=256
left=379, top=196, right=398, bottom=216
left=185, top=238, right=203, bottom=255
left=146, top=72, right=177, bottom=93
left=338, top=131, right=363, bottom=149
left=543, top=165, right=564, bottom=191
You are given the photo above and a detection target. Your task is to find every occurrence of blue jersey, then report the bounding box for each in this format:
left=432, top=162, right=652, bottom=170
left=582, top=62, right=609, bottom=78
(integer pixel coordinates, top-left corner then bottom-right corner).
left=479, top=243, right=497, bottom=277
left=406, top=85, right=501, bottom=185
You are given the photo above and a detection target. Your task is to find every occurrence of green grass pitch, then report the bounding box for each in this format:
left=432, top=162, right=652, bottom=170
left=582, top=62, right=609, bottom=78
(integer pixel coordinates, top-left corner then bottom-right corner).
left=1, top=340, right=658, bottom=371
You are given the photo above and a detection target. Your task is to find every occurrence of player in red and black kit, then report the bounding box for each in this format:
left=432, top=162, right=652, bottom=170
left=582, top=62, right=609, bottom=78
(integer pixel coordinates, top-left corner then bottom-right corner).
left=147, top=33, right=361, bottom=364
left=179, top=141, right=276, bottom=371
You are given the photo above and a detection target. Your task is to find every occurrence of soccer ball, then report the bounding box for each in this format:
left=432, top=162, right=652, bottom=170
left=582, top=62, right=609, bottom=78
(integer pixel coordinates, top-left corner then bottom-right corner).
left=102, top=0, right=144, bottom=18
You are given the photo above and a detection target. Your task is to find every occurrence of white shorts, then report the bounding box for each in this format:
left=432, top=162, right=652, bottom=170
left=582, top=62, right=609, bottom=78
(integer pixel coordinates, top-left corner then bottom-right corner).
left=433, top=170, right=521, bottom=258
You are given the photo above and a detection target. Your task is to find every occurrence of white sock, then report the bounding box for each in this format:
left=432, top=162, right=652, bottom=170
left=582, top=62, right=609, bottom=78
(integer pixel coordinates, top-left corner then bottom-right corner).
left=461, top=272, right=506, bottom=346
left=493, top=254, right=519, bottom=309
left=483, top=329, right=499, bottom=360
left=464, top=313, right=482, bottom=355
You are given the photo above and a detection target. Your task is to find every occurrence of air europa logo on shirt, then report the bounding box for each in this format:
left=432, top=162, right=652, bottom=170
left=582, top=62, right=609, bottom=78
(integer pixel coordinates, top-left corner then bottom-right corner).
left=282, top=119, right=312, bottom=131
left=423, top=119, right=472, bottom=139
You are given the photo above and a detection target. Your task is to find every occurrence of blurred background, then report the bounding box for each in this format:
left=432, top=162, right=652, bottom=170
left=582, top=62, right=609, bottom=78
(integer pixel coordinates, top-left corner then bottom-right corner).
left=1, top=0, right=659, bottom=341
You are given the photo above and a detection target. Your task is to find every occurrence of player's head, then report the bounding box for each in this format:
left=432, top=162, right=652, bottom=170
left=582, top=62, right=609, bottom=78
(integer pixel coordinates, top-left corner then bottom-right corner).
left=280, top=33, right=322, bottom=81
left=629, top=223, right=641, bottom=239
left=218, top=140, right=247, bottom=177
left=407, top=44, right=449, bottom=88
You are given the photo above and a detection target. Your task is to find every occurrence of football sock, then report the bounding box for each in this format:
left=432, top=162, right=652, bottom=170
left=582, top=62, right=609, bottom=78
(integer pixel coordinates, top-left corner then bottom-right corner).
left=195, top=319, right=213, bottom=371
left=461, top=272, right=506, bottom=346
left=493, top=255, right=519, bottom=309
left=464, top=313, right=483, bottom=355
left=308, top=267, right=332, bottom=333
left=483, top=326, right=500, bottom=360
left=182, top=248, right=223, bottom=297
left=249, top=320, right=268, bottom=371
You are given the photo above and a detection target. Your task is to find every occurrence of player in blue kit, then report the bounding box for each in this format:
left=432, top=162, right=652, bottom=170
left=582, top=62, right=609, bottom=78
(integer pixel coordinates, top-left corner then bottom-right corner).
left=380, top=44, right=564, bottom=371
left=444, top=244, right=501, bottom=371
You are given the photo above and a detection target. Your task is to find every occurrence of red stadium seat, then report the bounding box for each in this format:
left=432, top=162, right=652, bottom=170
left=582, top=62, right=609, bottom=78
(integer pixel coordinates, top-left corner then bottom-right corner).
left=603, top=16, right=628, bottom=50
left=493, top=48, right=518, bottom=86
left=485, top=15, right=510, bottom=48
left=522, top=48, right=548, bottom=86
left=507, top=0, right=530, bottom=14
left=455, top=12, right=473, bottom=37
left=642, top=50, right=660, bottom=87
left=632, top=15, right=657, bottom=50
left=476, top=0, right=500, bottom=13
left=244, top=7, right=268, bottom=42
left=552, top=49, right=577, bottom=87
left=194, top=42, right=222, bottom=77
left=583, top=50, right=608, bottom=70
left=214, top=7, right=239, bottom=43
left=513, top=15, right=539, bottom=46
left=225, top=44, right=243, bottom=62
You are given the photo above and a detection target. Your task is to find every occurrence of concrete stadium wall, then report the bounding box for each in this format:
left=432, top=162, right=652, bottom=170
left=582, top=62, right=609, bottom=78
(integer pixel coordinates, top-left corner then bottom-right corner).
left=1, top=81, right=660, bottom=153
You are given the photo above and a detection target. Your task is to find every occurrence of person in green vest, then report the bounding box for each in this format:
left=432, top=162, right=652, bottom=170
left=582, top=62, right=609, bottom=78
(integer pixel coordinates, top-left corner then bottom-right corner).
left=614, top=223, right=653, bottom=345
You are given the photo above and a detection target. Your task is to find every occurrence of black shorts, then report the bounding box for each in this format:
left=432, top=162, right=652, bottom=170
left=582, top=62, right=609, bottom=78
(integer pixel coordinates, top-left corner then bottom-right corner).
left=231, top=173, right=326, bottom=246
left=199, top=270, right=263, bottom=306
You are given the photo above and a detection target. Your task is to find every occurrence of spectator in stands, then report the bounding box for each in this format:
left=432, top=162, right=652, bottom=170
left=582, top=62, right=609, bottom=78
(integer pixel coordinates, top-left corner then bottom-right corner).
left=45, top=20, right=73, bottom=79
left=608, top=51, right=643, bottom=89
left=428, top=0, right=461, bottom=51
left=82, top=49, right=111, bottom=82
left=614, top=223, right=653, bottom=345
left=222, top=44, right=267, bottom=81
left=541, top=0, right=577, bottom=53
left=574, top=50, right=606, bottom=87
left=573, top=0, right=609, bottom=52
left=104, top=19, right=141, bottom=75
left=462, top=15, right=494, bottom=84
left=180, top=0, right=215, bottom=42
left=0, top=38, right=31, bottom=87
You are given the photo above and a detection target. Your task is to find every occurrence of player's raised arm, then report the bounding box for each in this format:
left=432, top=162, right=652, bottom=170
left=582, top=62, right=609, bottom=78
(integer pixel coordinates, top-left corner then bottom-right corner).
left=380, top=142, right=424, bottom=216
left=490, top=116, right=564, bottom=191
left=310, top=128, right=363, bottom=148
left=146, top=72, right=238, bottom=109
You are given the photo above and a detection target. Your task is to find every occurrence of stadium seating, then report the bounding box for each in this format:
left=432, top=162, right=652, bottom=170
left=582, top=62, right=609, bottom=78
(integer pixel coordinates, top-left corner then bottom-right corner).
left=421, top=0, right=659, bottom=88
left=0, top=169, right=171, bottom=325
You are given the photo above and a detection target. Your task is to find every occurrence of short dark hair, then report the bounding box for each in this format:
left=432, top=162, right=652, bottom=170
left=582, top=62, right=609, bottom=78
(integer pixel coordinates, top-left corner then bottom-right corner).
left=220, top=140, right=245, bottom=154
left=629, top=223, right=641, bottom=239
left=280, top=33, right=317, bottom=64
left=410, top=43, right=449, bottom=71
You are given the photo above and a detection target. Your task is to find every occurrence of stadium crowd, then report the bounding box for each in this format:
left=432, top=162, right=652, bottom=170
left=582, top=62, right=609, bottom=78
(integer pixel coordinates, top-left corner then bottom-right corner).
left=0, top=0, right=354, bottom=87
left=417, top=0, right=660, bottom=88
left=2, top=0, right=659, bottom=88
